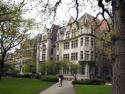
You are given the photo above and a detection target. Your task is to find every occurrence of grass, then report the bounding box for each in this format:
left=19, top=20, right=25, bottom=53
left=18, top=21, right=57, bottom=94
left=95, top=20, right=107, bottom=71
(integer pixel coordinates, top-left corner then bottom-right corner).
left=0, top=77, right=54, bottom=94
left=74, top=84, right=112, bottom=94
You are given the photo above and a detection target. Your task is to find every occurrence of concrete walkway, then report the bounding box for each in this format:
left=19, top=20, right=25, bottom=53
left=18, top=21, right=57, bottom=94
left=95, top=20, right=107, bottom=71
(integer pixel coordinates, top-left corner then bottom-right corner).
left=39, top=81, right=76, bottom=94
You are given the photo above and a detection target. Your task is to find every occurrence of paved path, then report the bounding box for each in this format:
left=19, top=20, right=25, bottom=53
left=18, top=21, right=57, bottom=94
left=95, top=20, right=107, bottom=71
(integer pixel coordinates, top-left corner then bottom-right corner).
left=39, top=81, right=76, bottom=94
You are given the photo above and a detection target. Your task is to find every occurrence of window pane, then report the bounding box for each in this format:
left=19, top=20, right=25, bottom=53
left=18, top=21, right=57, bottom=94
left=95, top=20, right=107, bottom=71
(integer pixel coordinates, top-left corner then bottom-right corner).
left=85, top=37, right=89, bottom=46
left=85, top=51, right=89, bottom=60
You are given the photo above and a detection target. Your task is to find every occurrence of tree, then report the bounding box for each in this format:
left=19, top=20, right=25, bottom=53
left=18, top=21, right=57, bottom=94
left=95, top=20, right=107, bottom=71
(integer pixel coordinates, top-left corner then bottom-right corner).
left=97, top=0, right=125, bottom=94
left=70, top=62, right=80, bottom=80
left=40, top=60, right=56, bottom=75
left=37, top=0, right=125, bottom=93
left=0, top=0, right=32, bottom=79
left=95, top=25, right=113, bottom=80
left=19, top=38, right=37, bottom=73
left=111, top=1, right=125, bottom=94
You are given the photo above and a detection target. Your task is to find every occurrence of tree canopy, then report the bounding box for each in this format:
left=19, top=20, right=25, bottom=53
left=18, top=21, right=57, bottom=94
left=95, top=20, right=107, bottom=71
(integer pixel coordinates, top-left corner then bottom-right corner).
left=0, top=0, right=33, bottom=79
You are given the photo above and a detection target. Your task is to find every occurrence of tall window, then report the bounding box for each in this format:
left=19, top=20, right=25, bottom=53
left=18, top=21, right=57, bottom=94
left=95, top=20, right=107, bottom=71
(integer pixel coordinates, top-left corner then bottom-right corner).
left=71, top=39, right=78, bottom=48
left=71, top=52, right=78, bottom=60
left=85, top=51, right=89, bottom=61
left=66, top=31, right=70, bottom=39
left=63, top=54, right=69, bottom=60
left=71, top=29, right=76, bottom=37
left=71, top=53, right=73, bottom=60
left=80, top=51, right=83, bottom=60
left=85, top=37, right=89, bottom=46
left=64, top=42, right=69, bottom=50
left=75, top=39, right=78, bottom=48
left=71, top=41, right=73, bottom=48
left=81, top=63, right=85, bottom=74
left=91, top=38, right=94, bottom=46
left=80, top=38, right=83, bottom=46
left=42, top=49, right=46, bottom=61
left=76, top=52, right=78, bottom=60
left=91, top=51, right=94, bottom=61
left=67, top=42, right=69, bottom=49
left=57, top=43, right=59, bottom=50
left=57, top=55, right=59, bottom=61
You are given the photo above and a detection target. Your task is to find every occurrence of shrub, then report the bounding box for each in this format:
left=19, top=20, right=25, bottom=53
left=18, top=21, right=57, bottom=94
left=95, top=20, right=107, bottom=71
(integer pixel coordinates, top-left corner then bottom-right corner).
left=3, top=72, right=41, bottom=79
left=11, top=73, right=32, bottom=78
left=11, top=73, right=25, bottom=78
left=72, top=79, right=106, bottom=85
left=41, top=75, right=58, bottom=82
left=31, top=73, right=41, bottom=79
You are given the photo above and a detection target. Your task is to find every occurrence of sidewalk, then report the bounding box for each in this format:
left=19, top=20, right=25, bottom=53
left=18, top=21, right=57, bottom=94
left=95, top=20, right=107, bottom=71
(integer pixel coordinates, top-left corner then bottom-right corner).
left=39, top=81, right=76, bottom=94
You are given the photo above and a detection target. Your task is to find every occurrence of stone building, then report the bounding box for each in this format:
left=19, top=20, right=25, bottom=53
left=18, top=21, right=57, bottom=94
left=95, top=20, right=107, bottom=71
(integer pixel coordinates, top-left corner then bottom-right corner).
left=36, top=13, right=112, bottom=80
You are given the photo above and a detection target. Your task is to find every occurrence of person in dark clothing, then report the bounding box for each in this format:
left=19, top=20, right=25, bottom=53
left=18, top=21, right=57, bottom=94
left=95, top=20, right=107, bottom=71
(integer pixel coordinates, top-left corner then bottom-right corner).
left=58, top=74, right=64, bottom=87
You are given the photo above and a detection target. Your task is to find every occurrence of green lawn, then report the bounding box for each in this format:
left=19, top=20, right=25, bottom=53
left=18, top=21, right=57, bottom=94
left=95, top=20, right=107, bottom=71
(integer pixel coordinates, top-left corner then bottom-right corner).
left=0, top=77, right=53, bottom=94
left=74, top=84, right=112, bottom=94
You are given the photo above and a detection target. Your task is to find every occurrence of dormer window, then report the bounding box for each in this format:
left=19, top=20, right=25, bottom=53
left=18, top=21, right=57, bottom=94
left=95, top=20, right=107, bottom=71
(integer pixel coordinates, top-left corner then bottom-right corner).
left=71, top=29, right=76, bottom=37
left=80, top=26, right=84, bottom=34
left=43, top=35, right=46, bottom=41
left=66, top=31, right=70, bottom=39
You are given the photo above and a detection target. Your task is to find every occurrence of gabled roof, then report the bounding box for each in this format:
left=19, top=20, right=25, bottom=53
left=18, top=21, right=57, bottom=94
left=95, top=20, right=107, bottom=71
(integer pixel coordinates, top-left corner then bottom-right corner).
left=78, top=12, right=100, bottom=23
left=78, top=12, right=94, bottom=22
left=68, top=16, right=75, bottom=24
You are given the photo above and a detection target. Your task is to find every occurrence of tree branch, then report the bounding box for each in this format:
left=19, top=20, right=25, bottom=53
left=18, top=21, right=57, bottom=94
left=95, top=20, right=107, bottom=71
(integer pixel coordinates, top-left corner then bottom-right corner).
left=0, top=0, right=25, bottom=18
left=93, top=0, right=113, bottom=32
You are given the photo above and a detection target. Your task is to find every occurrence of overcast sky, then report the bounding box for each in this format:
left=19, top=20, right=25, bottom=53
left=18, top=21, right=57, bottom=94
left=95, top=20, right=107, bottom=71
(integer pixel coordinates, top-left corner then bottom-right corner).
left=4, top=0, right=101, bottom=37
left=20, top=0, right=101, bottom=36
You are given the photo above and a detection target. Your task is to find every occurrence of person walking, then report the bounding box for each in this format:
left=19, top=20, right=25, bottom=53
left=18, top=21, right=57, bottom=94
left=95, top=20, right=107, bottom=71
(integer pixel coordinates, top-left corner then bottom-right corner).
left=58, top=74, right=64, bottom=87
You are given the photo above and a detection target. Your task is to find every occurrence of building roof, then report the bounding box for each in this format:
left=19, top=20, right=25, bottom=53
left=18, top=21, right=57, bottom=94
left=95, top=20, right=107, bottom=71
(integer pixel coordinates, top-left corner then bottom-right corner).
left=68, top=16, right=75, bottom=24
left=78, top=13, right=94, bottom=21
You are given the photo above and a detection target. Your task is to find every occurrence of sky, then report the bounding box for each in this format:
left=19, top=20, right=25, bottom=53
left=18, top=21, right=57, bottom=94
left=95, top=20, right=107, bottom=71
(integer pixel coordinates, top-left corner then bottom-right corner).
left=20, top=0, right=101, bottom=37
left=3, top=0, right=101, bottom=37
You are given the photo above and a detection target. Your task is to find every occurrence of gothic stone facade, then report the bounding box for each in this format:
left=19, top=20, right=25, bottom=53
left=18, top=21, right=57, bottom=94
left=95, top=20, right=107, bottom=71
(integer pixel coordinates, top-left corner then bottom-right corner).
left=37, top=13, right=100, bottom=79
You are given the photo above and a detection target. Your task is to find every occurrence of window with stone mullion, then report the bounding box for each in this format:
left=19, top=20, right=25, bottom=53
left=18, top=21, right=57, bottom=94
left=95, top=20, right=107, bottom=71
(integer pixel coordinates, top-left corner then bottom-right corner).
left=80, top=51, right=83, bottom=60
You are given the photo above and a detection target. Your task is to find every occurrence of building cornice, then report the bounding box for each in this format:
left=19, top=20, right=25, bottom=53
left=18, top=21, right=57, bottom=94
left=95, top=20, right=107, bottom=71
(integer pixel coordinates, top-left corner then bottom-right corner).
left=56, top=33, right=96, bottom=43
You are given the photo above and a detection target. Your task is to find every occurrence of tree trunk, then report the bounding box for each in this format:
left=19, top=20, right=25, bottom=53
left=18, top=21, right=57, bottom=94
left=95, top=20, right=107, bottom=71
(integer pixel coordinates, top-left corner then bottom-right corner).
left=112, top=0, right=125, bottom=94
left=0, top=52, right=6, bottom=80
left=0, top=60, right=4, bottom=80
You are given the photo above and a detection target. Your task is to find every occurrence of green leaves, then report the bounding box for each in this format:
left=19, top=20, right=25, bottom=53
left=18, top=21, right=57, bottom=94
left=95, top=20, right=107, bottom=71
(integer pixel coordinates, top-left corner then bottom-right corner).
left=40, top=60, right=80, bottom=75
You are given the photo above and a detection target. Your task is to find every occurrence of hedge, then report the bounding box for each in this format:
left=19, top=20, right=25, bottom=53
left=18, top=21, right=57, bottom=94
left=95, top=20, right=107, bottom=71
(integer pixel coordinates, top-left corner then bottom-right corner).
left=72, top=79, right=106, bottom=85
left=41, top=75, right=58, bottom=82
